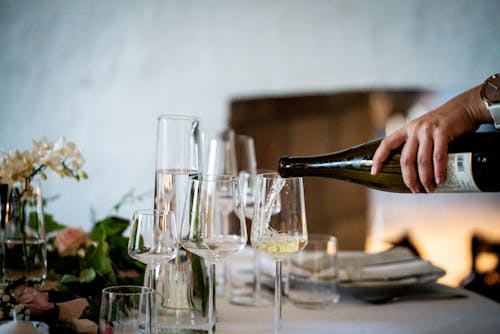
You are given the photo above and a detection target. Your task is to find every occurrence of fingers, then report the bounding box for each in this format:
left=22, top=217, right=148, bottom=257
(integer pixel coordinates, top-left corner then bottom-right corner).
left=416, top=134, right=435, bottom=193
left=400, top=137, right=421, bottom=193
left=373, top=131, right=450, bottom=193
left=433, top=135, right=449, bottom=185
left=371, top=120, right=454, bottom=193
left=370, top=88, right=475, bottom=192
left=371, top=132, right=406, bottom=175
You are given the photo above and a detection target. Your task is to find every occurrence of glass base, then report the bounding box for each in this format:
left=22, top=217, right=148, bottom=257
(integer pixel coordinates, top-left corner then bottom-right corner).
left=229, top=293, right=272, bottom=307
left=158, top=327, right=209, bottom=334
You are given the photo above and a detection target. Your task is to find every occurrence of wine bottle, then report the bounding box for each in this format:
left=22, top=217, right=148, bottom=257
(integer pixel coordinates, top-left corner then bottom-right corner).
left=278, top=132, right=500, bottom=193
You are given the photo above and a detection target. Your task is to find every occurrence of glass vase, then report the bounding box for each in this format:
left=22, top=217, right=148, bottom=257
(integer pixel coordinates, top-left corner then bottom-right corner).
left=1, top=181, right=47, bottom=284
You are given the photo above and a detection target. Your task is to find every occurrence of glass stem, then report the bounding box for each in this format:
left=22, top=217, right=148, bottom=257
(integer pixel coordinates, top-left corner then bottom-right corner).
left=208, top=262, right=215, bottom=334
left=274, top=259, right=283, bottom=334
left=253, top=251, right=262, bottom=301
left=144, top=264, right=159, bottom=291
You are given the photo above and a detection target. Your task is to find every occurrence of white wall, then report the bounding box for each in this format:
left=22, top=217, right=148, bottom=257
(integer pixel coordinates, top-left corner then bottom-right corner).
left=1, top=0, right=499, bottom=232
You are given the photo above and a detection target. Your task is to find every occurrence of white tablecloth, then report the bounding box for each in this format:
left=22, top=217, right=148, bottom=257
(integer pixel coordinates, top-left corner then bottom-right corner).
left=215, top=286, right=500, bottom=334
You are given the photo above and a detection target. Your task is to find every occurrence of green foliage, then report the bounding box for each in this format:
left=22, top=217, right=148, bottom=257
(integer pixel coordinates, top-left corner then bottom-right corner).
left=44, top=212, right=66, bottom=234
left=45, top=211, right=146, bottom=323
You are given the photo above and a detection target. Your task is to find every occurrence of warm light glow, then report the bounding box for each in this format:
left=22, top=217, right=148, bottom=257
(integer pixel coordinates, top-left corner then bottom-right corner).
left=366, top=191, right=500, bottom=286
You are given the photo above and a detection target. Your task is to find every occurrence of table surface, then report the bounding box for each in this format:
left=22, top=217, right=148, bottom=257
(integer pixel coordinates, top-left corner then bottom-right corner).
left=215, top=285, right=500, bottom=334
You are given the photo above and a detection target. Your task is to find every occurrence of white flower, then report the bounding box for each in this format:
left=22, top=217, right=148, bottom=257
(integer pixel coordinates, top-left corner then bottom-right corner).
left=0, top=137, right=87, bottom=200
left=13, top=303, right=24, bottom=313
left=77, top=248, right=86, bottom=258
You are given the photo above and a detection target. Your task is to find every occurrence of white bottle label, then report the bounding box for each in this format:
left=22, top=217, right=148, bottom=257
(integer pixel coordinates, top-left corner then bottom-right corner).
left=435, top=153, right=480, bottom=192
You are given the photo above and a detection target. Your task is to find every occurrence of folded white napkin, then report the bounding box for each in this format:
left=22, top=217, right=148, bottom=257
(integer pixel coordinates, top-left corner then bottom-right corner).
left=260, top=247, right=445, bottom=283
left=338, top=247, right=443, bottom=282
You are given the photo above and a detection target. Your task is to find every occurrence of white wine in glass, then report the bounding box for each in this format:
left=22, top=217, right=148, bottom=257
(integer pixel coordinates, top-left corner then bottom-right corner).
left=230, top=168, right=278, bottom=307
left=251, top=173, right=308, bottom=334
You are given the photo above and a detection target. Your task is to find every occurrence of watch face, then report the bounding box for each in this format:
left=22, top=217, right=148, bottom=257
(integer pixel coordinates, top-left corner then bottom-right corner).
left=482, top=74, right=500, bottom=104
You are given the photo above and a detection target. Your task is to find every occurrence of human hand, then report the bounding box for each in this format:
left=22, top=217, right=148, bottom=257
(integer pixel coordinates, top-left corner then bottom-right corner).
left=370, top=85, right=492, bottom=193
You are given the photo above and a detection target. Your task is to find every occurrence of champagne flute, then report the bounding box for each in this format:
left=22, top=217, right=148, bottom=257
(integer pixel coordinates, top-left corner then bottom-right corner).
left=128, top=210, right=178, bottom=290
left=180, top=175, right=247, bottom=334
left=251, top=173, right=308, bottom=334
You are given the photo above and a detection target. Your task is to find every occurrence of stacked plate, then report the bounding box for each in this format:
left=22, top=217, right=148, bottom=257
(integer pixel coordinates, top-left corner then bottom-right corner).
left=339, top=247, right=446, bottom=301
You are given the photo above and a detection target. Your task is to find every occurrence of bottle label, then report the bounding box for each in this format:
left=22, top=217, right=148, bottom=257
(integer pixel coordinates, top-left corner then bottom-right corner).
left=435, top=153, right=480, bottom=192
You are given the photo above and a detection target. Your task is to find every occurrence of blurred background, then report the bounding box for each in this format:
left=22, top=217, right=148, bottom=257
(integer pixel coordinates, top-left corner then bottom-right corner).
left=1, top=0, right=499, bottom=288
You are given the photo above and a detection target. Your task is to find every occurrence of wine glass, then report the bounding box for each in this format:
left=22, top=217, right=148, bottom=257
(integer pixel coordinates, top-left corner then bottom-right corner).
left=180, top=175, right=247, bottom=334
left=251, top=173, right=308, bottom=334
left=205, top=129, right=239, bottom=295
left=235, top=135, right=258, bottom=223
left=231, top=168, right=277, bottom=307
left=205, top=129, right=238, bottom=177
left=128, top=210, right=178, bottom=290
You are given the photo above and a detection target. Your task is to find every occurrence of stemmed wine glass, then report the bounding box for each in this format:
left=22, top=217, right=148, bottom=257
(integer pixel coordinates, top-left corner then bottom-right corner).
left=251, top=173, right=308, bottom=334
left=205, top=129, right=238, bottom=295
left=231, top=168, right=278, bottom=307
left=128, top=210, right=178, bottom=290
left=205, top=129, right=238, bottom=176
left=180, top=175, right=247, bottom=334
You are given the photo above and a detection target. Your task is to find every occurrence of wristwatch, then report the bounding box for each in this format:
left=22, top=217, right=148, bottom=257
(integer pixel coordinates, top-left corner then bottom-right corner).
left=480, top=73, right=500, bottom=129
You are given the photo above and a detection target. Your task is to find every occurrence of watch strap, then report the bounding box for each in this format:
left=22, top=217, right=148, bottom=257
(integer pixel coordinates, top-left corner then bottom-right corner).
left=487, top=102, right=500, bottom=129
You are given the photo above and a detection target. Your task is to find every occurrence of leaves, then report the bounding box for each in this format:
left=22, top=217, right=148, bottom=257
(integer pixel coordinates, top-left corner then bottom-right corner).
left=90, top=216, right=129, bottom=240
left=61, top=274, right=79, bottom=283
left=44, top=213, right=66, bottom=234
left=78, top=268, right=96, bottom=283
left=36, top=190, right=149, bottom=325
left=45, top=210, right=146, bottom=310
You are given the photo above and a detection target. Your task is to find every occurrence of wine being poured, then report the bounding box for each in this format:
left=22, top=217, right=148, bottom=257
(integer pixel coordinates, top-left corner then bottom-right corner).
left=278, top=132, right=500, bottom=193
left=250, top=173, right=308, bottom=334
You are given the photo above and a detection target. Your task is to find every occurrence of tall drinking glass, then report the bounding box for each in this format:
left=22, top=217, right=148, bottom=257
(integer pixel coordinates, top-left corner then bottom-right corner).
left=251, top=173, right=308, bottom=334
left=99, top=285, right=156, bottom=334
left=154, top=115, right=208, bottom=332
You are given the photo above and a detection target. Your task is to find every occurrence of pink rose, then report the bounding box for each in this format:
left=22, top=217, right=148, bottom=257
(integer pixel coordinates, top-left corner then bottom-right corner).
left=117, top=269, right=140, bottom=279
left=57, top=298, right=89, bottom=321
left=54, top=227, right=88, bottom=257
left=12, top=285, right=54, bottom=315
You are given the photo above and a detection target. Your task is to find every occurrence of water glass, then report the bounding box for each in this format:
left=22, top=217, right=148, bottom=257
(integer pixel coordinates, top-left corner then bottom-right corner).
left=98, top=285, right=156, bottom=334
left=154, top=115, right=212, bottom=331
left=288, top=234, right=340, bottom=309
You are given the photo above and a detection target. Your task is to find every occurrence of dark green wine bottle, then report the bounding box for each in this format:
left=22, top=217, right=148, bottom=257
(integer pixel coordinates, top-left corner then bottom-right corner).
left=278, top=132, right=500, bottom=193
